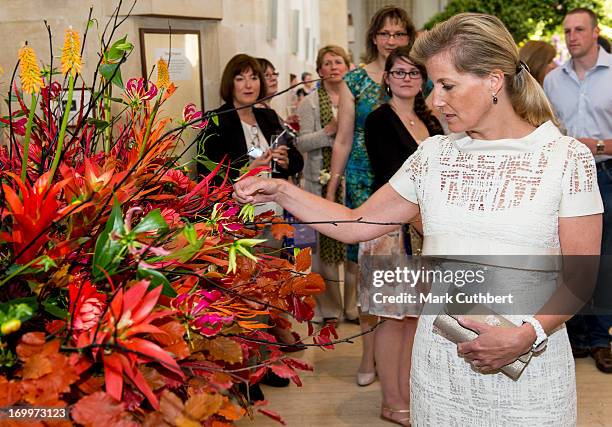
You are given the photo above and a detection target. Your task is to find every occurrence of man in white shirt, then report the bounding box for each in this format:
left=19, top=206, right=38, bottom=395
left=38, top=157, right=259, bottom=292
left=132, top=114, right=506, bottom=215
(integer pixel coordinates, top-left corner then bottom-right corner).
left=544, top=7, right=612, bottom=374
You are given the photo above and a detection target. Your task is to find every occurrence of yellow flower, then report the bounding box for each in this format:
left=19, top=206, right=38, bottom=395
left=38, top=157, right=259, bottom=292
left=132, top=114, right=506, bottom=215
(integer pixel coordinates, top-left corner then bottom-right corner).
left=156, top=58, right=170, bottom=90
left=61, top=28, right=82, bottom=77
left=18, top=45, right=44, bottom=94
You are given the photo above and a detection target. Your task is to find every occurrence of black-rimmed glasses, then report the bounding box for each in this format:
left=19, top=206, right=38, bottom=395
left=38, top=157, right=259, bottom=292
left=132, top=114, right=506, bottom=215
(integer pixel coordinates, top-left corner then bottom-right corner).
left=388, top=69, right=422, bottom=80
left=376, top=31, right=408, bottom=40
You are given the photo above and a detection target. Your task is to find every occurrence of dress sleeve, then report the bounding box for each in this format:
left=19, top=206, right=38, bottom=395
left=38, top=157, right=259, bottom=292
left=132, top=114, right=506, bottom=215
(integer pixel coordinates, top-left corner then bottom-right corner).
left=559, top=138, right=604, bottom=217
left=388, top=137, right=433, bottom=204
left=343, top=68, right=364, bottom=99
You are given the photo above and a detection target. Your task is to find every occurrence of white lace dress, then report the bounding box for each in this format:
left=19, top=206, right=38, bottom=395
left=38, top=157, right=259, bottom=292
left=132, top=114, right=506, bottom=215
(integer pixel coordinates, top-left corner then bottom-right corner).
left=389, top=121, right=603, bottom=426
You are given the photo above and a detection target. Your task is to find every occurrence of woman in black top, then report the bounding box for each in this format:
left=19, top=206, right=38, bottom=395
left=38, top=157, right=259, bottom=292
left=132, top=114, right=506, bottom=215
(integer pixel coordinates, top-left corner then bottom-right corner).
left=365, top=49, right=443, bottom=191
left=197, top=54, right=303, bottom=181
left=362, top=46, right=442, bottom=425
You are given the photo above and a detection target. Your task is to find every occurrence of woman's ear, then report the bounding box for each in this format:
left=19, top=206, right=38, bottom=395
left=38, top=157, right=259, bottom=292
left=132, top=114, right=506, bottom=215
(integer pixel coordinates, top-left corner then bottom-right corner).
left=489, top=69, right=505, bottom=95
left=383, top=72, right=390, bottom=87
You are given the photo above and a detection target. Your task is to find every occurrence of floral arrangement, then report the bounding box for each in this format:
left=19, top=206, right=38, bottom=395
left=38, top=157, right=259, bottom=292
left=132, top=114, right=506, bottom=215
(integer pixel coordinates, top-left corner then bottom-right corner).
left=0, top=8, right=335, bottom=426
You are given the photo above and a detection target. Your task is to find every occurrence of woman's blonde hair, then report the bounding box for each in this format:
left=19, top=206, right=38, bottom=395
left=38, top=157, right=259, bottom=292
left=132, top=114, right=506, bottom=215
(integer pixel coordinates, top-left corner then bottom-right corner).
left=316, top=45, right=351, bottom=74
left=519, top=40, right=557, bottom=85
left=411, top=13, right=557, bottom=127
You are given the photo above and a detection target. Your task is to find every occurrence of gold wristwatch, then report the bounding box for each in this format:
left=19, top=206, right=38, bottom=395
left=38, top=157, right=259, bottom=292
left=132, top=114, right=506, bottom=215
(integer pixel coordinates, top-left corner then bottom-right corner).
left=596, top=139, right=605, bottom=154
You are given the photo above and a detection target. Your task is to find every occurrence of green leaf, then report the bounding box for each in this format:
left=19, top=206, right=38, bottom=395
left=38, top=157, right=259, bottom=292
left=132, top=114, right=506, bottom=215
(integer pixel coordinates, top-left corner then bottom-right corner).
left=137, top=267, right=177, bottom=297
left=211, top=113, right=219, bottom=127
left=42, top=298, right=68, bottom=319
left=182, top=222, right=198, bottom=246
left=87, top=118, right=110, bottom=130
left=105, top=35, right=133, bottom=62
left=0, top=297, right=37, bottom=324
left=92, top=198, right=126, bottom=280
left=87, top=18, right=97, bottom=31
left=100, top=63, right=124, bottom=89
left=132, top=209, right=168, bottom=235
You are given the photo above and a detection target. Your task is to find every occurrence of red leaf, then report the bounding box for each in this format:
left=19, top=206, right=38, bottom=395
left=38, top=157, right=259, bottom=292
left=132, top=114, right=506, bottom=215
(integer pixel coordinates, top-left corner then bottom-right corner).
left=269, top=363, right=297, bottom=379
left=71, top=392, right=137, bottom=427
left=257, top=408, right=287, bottom=425
left=283, top=358, right=314, bottom=372
left=295, top=247, right=312, bottom=272
left=270, top=218, right=294, bottom=240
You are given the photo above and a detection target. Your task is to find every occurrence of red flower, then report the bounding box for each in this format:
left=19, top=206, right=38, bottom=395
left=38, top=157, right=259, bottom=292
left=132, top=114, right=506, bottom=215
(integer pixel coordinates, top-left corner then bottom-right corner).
left=182, top=103, right=208, bottom=129
left=1, top=171, right=71, bottom=262
left=82, top=280, right=184, bottom=409
left=160, top=169, right=192, bottom=192
left=125, top=78, right=158, bottom=109
left=69, top=280, right=107, bottom=333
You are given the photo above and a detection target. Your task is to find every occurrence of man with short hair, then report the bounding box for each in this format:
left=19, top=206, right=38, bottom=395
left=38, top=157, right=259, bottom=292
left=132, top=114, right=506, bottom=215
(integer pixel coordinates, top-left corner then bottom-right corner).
left=544, top=7, right=612, bottom=374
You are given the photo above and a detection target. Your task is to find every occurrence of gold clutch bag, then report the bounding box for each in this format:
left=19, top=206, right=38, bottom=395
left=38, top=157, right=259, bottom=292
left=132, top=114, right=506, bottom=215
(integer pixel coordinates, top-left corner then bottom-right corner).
left=433, top=305, right=532, bottom=380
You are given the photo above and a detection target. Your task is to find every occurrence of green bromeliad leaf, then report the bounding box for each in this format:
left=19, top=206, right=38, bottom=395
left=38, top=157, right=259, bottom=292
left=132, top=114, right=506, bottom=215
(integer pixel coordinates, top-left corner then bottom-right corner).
left=131, top=209, right=168, bottom=235
left=92, top=198, right=126, bottom=280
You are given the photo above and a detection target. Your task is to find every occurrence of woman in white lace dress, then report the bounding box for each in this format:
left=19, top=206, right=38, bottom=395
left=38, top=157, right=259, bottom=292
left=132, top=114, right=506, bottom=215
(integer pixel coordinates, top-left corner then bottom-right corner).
left=234, top=13, right=603, bottom=426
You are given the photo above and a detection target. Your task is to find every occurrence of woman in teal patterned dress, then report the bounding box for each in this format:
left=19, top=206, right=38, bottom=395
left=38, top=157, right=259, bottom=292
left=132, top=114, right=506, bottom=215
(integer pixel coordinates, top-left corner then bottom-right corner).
left=324, top=5, right=415, bottom=396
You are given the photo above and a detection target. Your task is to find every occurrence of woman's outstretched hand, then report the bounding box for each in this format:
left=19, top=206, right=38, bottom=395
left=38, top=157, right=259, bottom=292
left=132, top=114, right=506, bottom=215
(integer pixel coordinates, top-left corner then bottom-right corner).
left=233, top=176, right=281, bottom=204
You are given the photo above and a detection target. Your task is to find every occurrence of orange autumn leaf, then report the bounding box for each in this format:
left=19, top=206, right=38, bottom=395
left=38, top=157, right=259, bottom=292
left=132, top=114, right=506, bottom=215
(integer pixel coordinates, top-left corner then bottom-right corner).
left=71, top=392, right=137, bottom=427
left=217, top=396, right=245, bottom=421
left=156, top=390, right=224, bottom=426
left=22, top=352, right=53, bottom=379
left=183, top=392, right=223, bottom=422
left=152, top=320, right=190, bottom=360
left=295, top=247, right=312, bottom=272
left=16, top=332, right=45, bottom=360
left=0, top=376, right=21, bottom=406
left=297, top=273, right=326, bottom=295
left=270, top=218, right=294, bottom=240
left=203, top=337, right=243, bottom=364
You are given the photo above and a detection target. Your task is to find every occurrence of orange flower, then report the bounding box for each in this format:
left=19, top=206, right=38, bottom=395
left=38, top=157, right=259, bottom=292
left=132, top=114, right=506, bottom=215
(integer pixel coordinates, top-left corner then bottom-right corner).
left=18, top=46, right=44, bottom=94
left=156, top=58, right=170, bottom=90
left=61, top=28, right=82, bottom=77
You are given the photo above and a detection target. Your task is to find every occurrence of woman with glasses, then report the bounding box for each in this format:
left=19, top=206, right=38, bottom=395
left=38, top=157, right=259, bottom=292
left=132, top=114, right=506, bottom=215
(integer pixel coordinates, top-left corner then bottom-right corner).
left=324, top=5, right=416, bottom=391
left=257, top=57, right=280, bottom=108
left=363, top=46, right=443, bottom=425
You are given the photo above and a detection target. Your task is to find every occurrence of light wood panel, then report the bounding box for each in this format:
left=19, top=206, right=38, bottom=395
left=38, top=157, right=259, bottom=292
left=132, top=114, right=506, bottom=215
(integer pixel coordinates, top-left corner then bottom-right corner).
left=237, top=322, right=612, bottom=426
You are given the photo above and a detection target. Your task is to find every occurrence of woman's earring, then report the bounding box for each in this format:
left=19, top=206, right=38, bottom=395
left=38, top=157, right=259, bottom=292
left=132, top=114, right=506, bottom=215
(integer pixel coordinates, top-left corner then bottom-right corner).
left=492, top=93, right=498, bottom=104
left=386, top=85, right=391, bottom=96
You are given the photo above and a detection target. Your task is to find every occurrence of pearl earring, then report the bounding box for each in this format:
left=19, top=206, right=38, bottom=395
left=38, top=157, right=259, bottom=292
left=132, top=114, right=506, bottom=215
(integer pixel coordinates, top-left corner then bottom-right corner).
left=492, top=93, right=498, bottom=104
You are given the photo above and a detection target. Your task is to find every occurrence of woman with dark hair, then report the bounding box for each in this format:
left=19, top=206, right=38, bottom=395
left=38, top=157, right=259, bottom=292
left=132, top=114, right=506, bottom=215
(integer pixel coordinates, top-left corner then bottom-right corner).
left=519, top=40, right=557, bottom=85
left=323, top=5, right=416, bottom=388
left=197, top=54, right=303, bottom=182
left=363, top=45, right=443, bottom=425
left=256, top=57, right=279, bottom=108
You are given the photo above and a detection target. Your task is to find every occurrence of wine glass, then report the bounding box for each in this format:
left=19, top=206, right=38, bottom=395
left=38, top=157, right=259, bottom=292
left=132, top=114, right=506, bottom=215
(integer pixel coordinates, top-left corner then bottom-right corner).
left=270, top=131, right=287, bottom=173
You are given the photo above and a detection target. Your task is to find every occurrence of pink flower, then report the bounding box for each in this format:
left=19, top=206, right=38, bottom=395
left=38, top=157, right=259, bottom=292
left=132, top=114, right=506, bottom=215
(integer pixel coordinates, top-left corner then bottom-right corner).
left=73, top=297, right=105, bottom=331
left=182, top=103, right=208, bottom=129
left=125, top=78, right=158, bottom=109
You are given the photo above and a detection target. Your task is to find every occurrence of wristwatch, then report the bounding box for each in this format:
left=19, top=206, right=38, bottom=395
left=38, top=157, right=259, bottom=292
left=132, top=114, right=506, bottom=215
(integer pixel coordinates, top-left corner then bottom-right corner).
left=596, top=139, right=605, bottom=155
left=522, top=316, right=548, bottom=352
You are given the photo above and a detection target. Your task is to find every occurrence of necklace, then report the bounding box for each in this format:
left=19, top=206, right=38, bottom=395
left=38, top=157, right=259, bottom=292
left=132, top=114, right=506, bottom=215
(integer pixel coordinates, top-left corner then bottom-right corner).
left=390, top=102, right=416, bottom=126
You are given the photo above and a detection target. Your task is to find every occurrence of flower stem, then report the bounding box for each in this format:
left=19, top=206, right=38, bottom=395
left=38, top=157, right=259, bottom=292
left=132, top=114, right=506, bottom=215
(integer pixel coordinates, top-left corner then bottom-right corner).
left=20, top=93, right=38, bottom=183
left=139, top=89, right=164, bottom=160
left=103, top=84, right=112, bottom=154
left=48, top=73, right=74, bottom=184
